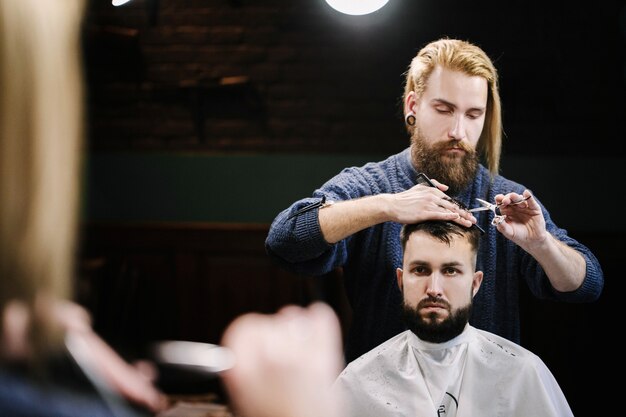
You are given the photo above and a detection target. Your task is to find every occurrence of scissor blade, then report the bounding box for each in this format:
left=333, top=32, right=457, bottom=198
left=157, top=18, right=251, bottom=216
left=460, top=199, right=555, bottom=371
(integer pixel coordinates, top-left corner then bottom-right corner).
left=468, top=207, right=490, bottom=212
left=475, top=198, right=492, bottom=206
left=469, top=198, right=494, bottom=212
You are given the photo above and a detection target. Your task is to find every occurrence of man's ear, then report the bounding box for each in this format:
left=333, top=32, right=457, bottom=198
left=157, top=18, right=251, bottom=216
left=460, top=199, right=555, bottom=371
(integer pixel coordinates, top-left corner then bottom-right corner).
left=404, top=90, right=418, bottom=116
left=472, top=271, right=483, bottom=297
left=396, top=267, right=404, bottom=291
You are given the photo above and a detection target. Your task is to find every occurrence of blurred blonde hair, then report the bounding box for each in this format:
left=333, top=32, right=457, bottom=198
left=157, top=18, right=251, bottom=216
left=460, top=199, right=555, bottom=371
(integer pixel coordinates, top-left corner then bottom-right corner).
left=403, top=38, right=502, bottom=175
left=0, top=0, right=85, bottom=359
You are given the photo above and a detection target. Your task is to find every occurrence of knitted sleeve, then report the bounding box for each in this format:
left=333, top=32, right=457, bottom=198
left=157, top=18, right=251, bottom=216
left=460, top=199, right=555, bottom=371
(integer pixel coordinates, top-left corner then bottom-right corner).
left=264, top=165, right=376, bottom=276
left=517, top=193, right=604, bottom=302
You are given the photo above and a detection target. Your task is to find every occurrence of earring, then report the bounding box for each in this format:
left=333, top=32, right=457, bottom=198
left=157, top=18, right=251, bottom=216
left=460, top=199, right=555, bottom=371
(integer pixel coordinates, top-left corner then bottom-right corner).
left=405, top=114, right=416, bottom=126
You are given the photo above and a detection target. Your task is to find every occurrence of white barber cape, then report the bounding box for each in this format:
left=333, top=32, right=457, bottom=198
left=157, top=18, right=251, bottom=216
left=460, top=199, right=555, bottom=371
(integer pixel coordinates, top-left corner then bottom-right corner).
left=333, top=325, right=573, bottom=417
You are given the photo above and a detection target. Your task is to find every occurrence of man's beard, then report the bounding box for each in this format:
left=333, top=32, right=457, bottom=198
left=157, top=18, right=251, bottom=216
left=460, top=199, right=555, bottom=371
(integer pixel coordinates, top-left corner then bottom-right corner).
left=410, top=126, right=479, bottom=196
left=401, top=296, right=472, bottom=343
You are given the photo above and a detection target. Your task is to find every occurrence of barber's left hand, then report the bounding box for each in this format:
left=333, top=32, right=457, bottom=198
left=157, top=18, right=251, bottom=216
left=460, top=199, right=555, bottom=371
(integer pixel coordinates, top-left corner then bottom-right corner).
left=494, top=190, right=548, bottom=251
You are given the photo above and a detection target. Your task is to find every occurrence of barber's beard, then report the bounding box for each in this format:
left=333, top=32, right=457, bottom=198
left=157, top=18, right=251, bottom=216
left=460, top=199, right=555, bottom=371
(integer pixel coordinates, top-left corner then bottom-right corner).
left=410, top=127, right=479, bottom=196
left=401, top=296, right=472, bottom=343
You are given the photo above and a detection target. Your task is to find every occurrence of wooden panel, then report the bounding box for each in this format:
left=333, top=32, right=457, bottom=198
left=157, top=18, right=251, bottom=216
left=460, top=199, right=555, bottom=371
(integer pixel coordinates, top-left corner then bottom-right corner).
left=77, top=222, right=340, bottom=350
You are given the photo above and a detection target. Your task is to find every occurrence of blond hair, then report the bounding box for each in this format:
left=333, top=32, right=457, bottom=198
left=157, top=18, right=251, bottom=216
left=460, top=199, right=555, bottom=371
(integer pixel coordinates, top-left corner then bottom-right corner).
left=403, top=38, right=502, bottom=174
left=0, top=0, right=85, bottom=358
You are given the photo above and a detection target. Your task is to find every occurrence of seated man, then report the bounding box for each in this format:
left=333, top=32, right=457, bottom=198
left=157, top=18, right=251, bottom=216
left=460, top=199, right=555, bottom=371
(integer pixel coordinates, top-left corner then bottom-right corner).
left=333, top=221, right=573, bottom=417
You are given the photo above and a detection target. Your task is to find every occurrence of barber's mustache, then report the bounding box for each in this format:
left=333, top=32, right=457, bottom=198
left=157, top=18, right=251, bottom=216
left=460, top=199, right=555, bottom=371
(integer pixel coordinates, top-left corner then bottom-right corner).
left=433, top=140, right=475, bottom=154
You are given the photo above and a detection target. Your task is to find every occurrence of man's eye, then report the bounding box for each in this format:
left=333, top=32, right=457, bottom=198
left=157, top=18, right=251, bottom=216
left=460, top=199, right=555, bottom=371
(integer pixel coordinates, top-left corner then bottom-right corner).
left=413, top=266, right=428, bottom=275
left=443, top=268, right=458, bottom=275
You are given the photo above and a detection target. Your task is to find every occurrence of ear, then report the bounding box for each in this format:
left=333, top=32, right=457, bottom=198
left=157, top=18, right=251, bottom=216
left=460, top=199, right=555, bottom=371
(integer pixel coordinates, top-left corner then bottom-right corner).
left=471, top=271, right=483, bottom=297
left=396, top=267, right=404, bottom=291
left=404, top=90, right=418, bottom=116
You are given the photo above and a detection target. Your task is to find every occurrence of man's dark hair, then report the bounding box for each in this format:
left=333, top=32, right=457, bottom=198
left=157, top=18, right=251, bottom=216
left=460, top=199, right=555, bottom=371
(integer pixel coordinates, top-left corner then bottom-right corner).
left=399, top=221, right=480, bottom=253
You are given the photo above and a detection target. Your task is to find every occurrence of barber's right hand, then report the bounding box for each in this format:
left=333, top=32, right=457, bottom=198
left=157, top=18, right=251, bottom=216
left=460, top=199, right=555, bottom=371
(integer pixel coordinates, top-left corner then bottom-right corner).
left=386, top=180, right=476, bottom=227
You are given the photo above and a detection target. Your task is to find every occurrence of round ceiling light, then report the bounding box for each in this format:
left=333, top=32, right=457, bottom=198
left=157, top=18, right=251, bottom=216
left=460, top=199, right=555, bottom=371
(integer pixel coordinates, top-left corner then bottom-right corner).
left=324, top=0, right=389, bottom=16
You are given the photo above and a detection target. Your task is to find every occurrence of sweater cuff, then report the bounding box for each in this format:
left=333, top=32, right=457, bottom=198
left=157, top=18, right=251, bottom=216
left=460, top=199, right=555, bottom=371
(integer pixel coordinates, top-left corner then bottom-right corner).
left=553, top=252, right=603, bottom=302
left=293, top=206, right=332, bottom=254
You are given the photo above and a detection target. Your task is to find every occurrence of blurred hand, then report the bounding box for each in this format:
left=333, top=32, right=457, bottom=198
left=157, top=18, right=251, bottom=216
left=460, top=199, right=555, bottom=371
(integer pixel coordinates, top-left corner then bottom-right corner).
left=67, top=327, right=168, bottom=413
left=1, top=298, right=169, bottom=413
left=220, top=303, right=344, bottom=417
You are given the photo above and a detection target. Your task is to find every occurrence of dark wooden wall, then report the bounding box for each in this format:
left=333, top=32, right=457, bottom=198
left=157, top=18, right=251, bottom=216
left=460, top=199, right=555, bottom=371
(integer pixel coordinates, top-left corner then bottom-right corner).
left=77, top=222, right=351, bottom=347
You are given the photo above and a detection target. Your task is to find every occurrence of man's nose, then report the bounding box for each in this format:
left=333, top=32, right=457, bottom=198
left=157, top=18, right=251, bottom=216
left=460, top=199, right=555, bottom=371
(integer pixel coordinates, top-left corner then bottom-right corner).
left=448, top=115, right=466, bottom=141
left=425, top=274, right=443, bottom=297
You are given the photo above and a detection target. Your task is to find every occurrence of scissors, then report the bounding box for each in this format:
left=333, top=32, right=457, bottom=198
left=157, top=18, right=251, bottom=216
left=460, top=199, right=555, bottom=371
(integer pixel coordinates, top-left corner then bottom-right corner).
left=469, top=195, right=531, bottom=225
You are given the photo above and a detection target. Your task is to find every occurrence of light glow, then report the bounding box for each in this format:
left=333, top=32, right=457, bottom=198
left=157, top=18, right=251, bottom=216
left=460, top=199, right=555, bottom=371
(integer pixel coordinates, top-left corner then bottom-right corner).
left=112, top=0, right=133, bottom=6
left=324, top=0, right=389, bottom=16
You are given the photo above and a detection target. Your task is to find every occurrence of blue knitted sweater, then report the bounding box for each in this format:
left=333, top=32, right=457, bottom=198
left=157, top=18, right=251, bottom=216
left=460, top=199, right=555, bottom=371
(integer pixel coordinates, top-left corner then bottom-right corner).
left=265, top=148, right=604, bottom=362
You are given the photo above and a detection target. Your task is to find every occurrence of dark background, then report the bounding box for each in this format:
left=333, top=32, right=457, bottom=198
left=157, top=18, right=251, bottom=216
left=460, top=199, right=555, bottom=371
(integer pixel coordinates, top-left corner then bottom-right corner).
left=82, top=0, right=625, bottom=156
left=79, top=1, right=625, bottom=415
